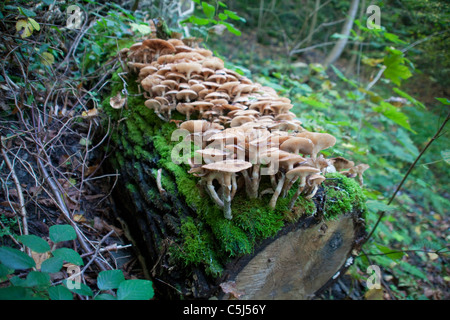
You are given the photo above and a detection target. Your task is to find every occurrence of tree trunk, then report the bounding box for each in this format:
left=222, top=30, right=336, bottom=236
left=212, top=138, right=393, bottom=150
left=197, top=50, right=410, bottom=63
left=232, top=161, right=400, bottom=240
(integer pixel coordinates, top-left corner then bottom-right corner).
left=106, top=102, right=367, bottom=300
left=323, top=0, right=360, bottom=68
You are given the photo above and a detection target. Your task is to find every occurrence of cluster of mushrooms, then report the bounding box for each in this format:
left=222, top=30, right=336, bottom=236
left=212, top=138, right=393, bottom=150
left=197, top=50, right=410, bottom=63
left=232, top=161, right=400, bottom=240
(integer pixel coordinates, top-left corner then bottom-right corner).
left=119, top=38, right=370, bottom=220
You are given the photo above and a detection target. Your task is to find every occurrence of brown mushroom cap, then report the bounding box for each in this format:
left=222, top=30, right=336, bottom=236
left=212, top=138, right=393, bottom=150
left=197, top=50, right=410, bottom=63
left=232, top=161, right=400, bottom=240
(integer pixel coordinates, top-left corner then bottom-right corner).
left=176, top=89, right=198, bottom=102
left=142, top=39, right=176, bottom=57
left=296, top=131, right=336, bottom=159
left=179, top=119, right=211, bottom=133
left=332, top=156, right=355, bottom=171
left=202, top=159, right=252, bottom=173
left=196, top=148, right=230, bottom=164
left=286, top=166, right=320, bottom=181
left=280, top=137, right=314, bottom=156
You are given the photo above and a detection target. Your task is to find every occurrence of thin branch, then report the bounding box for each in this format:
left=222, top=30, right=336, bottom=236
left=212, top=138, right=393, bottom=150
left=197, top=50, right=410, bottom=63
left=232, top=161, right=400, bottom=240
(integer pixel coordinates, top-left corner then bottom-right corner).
left=365, top=111, right=450, bottom=243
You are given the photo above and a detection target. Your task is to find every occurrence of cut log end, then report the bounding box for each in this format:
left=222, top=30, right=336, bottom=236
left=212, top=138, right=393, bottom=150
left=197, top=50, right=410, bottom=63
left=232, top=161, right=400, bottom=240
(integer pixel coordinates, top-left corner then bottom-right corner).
left=219, top=212, right=365, bottom=300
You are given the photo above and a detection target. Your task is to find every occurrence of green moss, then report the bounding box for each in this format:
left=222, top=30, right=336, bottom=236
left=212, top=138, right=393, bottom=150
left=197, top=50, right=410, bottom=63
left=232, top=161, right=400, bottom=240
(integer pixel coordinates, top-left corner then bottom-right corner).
left=323, top=172, right=367, bottom=219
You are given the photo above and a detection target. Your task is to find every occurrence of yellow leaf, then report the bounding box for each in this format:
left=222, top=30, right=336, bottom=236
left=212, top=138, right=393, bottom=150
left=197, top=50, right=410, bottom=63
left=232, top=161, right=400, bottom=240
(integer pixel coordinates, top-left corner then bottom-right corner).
left=16, top=19, right=33, bottom=38
left=73, top=214, right=86, bottom=223
left=362, top=57, right=384, bottom=67
left=364, top=288, right=384, bottom=300
left=40, top=52, right=54, bottom=66
left=427, top=252, right=439, bottom=261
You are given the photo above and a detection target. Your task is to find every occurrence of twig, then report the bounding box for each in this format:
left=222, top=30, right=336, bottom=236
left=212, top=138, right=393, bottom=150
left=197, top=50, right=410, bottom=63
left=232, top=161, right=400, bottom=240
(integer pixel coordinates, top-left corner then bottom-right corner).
left=1, top=137, right=28, bottom=237
left=365, top=111, right=450, bottom=243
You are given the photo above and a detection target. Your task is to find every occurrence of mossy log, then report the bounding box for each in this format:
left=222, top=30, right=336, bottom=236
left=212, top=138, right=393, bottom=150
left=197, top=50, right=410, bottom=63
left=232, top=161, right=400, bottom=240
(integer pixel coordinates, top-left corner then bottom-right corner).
left=104, top=82, right=367, bottom=300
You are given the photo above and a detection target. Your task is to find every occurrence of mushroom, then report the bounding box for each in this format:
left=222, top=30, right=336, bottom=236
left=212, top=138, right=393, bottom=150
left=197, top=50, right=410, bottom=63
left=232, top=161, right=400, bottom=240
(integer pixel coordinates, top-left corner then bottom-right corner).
left=145, top=99, right=166, bottom=121
left=176, top=89, right=198, bottom=103
left=176, top=103, right=195, bottom=120
left=331, top=156, right=355, bottom=172
left=304, top=174, right=326, bottom=199
left=174, top=62, right=202, bottom=79
left=202, top=160, right=252, bottom=220
left=348, top=163, right=370, bottom=186
left=296, top=131, right=336, bottom=159
left=142, top=39, right=176, bottom=60
left=286, top=166, right=321, bottom=210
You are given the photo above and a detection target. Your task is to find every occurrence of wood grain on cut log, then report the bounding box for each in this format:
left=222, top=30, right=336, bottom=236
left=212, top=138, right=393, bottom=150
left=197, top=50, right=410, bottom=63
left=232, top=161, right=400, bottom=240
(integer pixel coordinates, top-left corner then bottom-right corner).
left=103, top=72, right=367, bottom=300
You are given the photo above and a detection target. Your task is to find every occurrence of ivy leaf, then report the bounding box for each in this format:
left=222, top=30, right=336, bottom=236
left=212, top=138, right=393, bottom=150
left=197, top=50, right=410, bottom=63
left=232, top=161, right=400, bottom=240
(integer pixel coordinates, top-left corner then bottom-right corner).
left=202, top=2, right=215, bottom=19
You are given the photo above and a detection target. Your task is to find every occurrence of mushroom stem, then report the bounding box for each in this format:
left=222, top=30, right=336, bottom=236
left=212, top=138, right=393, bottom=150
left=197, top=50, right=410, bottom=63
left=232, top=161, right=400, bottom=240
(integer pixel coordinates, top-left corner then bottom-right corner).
left=288, top=177, right=307, bottom=210
left=305, top=186, right=318, bottom=199
left=282, top=176, right=298, bottom=198
left=241, top=169, right=254, bottom=198
left=231, top=173, right=237, bottom=200
left=269, top=173, right=285, bottom=209
left=222, top=173, right=233, bottom=220
left=250, top=163, right=260, bottom=198
left=206, top=181, right=224, bottom=208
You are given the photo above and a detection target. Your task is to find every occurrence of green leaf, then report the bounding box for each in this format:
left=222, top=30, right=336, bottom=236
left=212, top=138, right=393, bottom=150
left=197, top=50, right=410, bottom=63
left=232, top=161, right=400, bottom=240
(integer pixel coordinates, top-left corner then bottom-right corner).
left=28, top=18, right=40, bottom=31
left=0, top=286, right=33, bottom=300
left=383, top=49, right=412, bottom=86
left=95, top=293, right=117, bottom=300
left=25, top=271, right=51, bottom=288
left=441, top=150, right=450, bottom=165
left=17, top=235, right=50, bottom=253
left=218, top=1, right=227, bottom=8
left=63, top=280, right=93, bottom=296
left=220, top=21, right=241, bottom=36
left=372, top=101, right=415, bottom=133
left=189, top=16, right=210, bottom=26
left=224, top=10, right=245, bottom=22
left=218, top=13, right=228, bottom=20
left=97, top=269, right=125, bottom=290
left=375, top=244, right=405, bottom=261
left=18, top=6, right=36, bottom=17
left=0, top=247, right=35, bottom=270
left=51, top=248, right=84, bottom=266
left=49, top=224, right=77, bottom=243
left=40, top=256, right=64, bottom=273
left=330, top=65, right=358, bottom=88
left=48, top=285, right=73, bottom=300
left=298, top=96, right=330, bottom=109
left=392, top=87, right=425, bottom=109
left=435, top=97, right=450, bottom=105
left=202, top=2, right=215, bottom=19
left=384, top=32, right=407, bottom=44
left=0, top=263, right=13, bottom=278
left=117, top=280, right=154, bottom=300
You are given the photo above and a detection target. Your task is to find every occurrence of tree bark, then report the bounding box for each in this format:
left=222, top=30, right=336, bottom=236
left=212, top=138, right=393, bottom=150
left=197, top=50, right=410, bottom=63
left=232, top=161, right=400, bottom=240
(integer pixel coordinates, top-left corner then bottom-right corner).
left=323, top=0, right=360, bottom=68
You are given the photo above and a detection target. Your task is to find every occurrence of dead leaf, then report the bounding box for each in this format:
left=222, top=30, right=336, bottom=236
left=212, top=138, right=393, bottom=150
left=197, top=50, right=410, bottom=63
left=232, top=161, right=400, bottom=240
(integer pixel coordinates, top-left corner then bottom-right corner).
left=364, top=288, right=384, bottom=300
left=32, top=251, right=50, bottom=270
left=81, top=108, right=98, bottom=118
left=427, top=252, right=439, bottom=261
left=73, top=214, right=86, bottom=223
left=110, top=92, right=126, bottom=109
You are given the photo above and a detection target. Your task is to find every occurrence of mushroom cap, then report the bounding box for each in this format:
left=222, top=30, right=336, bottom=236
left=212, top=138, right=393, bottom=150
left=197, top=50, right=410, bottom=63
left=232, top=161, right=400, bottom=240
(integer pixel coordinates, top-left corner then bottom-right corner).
left=179, top=119, right=210, bottom=133
left=279, top=154, right=306, bottom=168
left=196, top=148, right=230, bottom=163
left=174, top=62, right=202, bottom=75
left=144, top=99, right=161, bottom=110
left=176, top=89, right=198, bottom=101
left=307, top=173, right=326, bottom=186
left=202, top=159, right=252, bottom=173
left=349, top=163, right=370, bottom=174
left=142, top=39, right=176, bottom=54
left=296, top=131, right=336, bottom=156
left=230, top=116, right=255, bottom=128
left=286, top=166, right=320, bottom=180
left=202, top=57, right=224, bottom=70
left=280, top=137, right=314, bottom=155
left=331, top=156, right=355, bottom=171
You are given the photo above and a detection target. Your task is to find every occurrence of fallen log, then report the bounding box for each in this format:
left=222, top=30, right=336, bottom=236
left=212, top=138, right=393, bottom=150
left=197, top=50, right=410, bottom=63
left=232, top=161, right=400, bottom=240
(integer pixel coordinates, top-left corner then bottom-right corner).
left=102, top=38, right=368, bottom=300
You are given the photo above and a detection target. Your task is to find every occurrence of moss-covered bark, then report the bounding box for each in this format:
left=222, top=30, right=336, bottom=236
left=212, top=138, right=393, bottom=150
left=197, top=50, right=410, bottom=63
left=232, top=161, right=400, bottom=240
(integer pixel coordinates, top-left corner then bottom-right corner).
left=101, top=71, right=367, bottom=299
